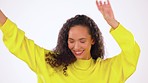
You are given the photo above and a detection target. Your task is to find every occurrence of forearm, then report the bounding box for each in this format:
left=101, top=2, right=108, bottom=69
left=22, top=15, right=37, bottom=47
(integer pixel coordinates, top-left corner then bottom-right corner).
left=0, top=10, right=7, bottom=26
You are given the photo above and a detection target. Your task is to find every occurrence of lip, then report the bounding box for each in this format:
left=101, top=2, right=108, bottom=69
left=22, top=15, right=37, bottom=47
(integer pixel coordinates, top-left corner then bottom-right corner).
left=73, top=50, right=84, bottom=56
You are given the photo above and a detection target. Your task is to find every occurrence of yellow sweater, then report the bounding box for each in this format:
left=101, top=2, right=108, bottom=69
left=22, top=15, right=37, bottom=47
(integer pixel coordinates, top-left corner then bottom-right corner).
left=0, top=19, right=140, bottom=83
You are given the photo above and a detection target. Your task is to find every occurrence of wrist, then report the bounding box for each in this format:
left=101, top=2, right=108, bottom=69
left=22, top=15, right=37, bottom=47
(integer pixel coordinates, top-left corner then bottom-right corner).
left=106, top=18, right=119, bottom=29
left=0, top=10, right=7, bottom=26
left=111, top=19, right=119, bottom=29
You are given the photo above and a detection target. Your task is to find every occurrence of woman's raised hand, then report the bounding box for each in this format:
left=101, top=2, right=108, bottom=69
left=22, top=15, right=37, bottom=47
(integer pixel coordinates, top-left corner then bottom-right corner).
left=96, top=0, right=119, bottom=29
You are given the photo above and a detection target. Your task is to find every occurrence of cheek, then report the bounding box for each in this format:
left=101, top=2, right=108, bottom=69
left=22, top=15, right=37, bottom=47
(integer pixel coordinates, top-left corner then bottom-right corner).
left=84, top=43, right=92, bottom=50
left=81, top=44, right=88, bottom=48
left=81, top=43, right=91, bottom=50
left=68, top=43, right=73, bottom=49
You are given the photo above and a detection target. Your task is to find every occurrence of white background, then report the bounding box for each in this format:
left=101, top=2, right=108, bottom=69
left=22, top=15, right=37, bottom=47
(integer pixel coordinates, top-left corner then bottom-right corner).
left=0, top=0, right=148, bottom=83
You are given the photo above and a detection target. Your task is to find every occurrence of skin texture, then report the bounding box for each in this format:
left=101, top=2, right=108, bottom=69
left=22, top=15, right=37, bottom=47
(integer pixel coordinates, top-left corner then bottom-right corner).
left=68, top=25, right=94, bottom=60
left=66, top=0, right=119, bottom=60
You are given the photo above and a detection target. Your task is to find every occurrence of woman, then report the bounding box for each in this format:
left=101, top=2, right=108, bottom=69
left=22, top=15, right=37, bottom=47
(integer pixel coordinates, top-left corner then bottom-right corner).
left=0, top=0, right=140, bottom=83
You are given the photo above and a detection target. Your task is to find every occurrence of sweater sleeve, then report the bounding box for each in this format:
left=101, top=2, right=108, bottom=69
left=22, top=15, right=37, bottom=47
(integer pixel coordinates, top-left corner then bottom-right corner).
left=0, top=19, right=48, bottom=73
left=100, top=24, right=140, bottom=82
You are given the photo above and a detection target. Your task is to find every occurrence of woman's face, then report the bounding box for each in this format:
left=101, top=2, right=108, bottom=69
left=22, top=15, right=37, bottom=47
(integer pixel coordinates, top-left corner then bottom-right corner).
left=68, top=25, right=94, bottom=60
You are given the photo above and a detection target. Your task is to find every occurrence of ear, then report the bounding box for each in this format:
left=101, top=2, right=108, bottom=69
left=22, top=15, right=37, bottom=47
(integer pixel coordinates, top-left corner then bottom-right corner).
left=91, top=39, right=95, bottom=45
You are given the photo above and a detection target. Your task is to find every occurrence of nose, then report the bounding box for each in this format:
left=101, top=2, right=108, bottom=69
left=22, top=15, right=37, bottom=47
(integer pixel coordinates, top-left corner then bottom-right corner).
left=73, top=42, right=80, bottom=50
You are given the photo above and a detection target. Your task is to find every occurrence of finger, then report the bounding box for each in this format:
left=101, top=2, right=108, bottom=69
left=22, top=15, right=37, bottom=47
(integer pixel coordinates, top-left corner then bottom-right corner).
left=99, top=1, right=103, bottom=10
left=104, top=1, right=108, bottom=7
left=99, top=1, right=103, bottom=6
left=107, top=0, right=112, bottom=7
left=96, top=0, right=102, bottom=11
left=104, top=1, right=106, bottom=5
left=96, top=0, right=99, bottom=7
left=96, top=0, right=102, bottom=6
left=107, top=0, right=110, bottom=5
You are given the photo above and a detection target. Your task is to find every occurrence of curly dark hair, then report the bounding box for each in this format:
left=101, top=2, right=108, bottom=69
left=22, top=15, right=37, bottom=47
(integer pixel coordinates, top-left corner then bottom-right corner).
left=45, top=14, right=104, bottom=76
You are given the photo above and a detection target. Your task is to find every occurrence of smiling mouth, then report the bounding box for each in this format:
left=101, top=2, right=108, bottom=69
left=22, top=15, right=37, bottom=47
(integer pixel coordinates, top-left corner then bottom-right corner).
left=73, top=50, right=84, bottom=56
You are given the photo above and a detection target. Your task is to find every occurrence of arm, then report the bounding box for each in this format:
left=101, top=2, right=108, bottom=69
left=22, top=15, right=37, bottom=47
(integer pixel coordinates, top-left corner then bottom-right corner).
left=99, top=25, right=140, bottom=82
left=0, top=10, right=50, bottom=73
left=96, top=0, right=140, bottom=82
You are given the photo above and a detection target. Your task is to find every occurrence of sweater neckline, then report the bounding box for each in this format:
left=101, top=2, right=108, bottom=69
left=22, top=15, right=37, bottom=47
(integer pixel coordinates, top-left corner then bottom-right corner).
left=73, top=58, right=94, bottom=70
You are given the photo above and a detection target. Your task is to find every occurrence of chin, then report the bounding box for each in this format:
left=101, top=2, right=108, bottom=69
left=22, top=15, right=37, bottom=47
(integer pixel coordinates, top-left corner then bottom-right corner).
left=75, top=56, right=84, bottom=60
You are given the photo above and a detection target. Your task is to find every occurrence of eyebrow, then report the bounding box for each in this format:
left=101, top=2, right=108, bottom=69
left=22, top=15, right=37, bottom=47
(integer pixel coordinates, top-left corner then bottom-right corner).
left=79, top=38, right=86, bottom=41
left=68, top=38, right=86, bottom=40
left=68, top=38, right=74, bottom=40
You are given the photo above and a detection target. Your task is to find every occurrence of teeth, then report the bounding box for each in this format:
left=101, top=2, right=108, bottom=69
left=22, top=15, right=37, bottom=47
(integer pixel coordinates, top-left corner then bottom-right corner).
left=75, top=52, right=82, bottom=54
left=74, top=51, right=83, bottom=55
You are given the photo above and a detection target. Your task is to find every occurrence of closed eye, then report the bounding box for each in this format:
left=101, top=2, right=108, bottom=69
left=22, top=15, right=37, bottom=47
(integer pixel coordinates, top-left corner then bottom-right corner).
left=80, top=38, right=86, bottom=43
left=68, top=38, right=75, bottom=43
